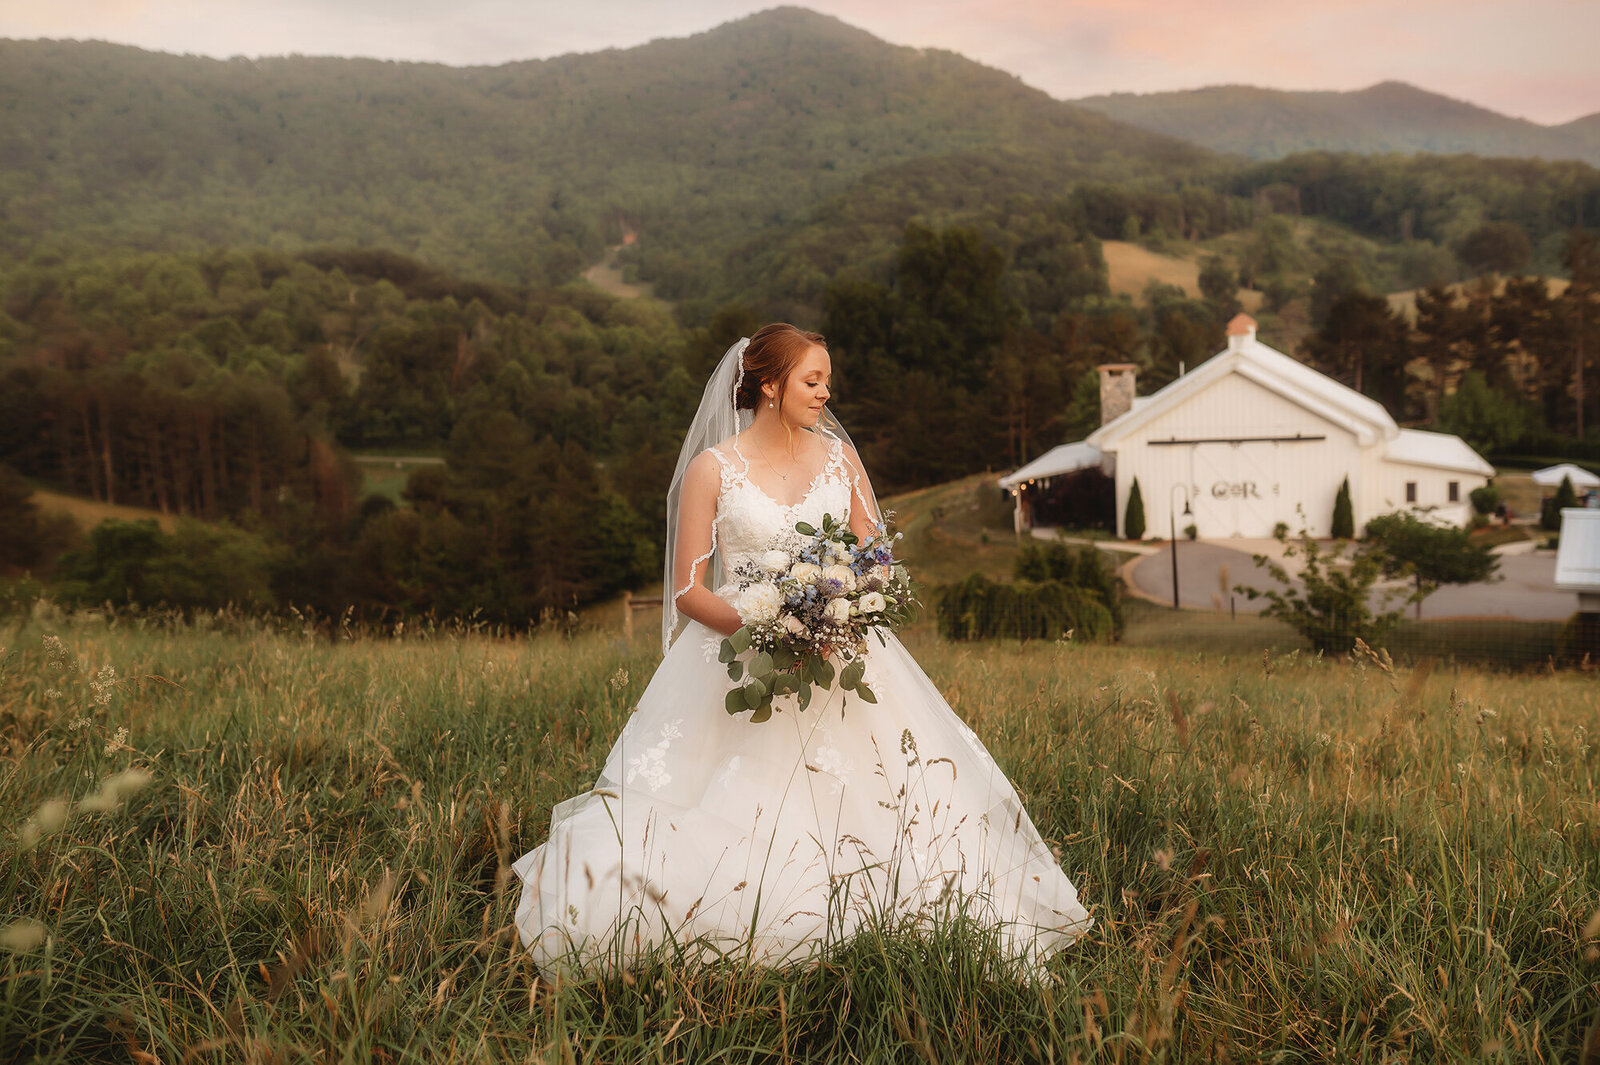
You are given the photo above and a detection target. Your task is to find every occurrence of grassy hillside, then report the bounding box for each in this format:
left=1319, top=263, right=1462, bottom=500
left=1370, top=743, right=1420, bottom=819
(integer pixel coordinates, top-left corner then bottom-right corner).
left=0, top=609, right=1593, bottom=1059
left=0, top=9, right=1207, bottom=290
left=1075, top=80, right=1600, bottom=165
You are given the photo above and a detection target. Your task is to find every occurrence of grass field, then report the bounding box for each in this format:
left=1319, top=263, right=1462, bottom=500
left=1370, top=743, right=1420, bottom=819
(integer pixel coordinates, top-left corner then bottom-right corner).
left=27, top=489, right=178, bottom=534
left=1, top=601, right=1596, bottom=1061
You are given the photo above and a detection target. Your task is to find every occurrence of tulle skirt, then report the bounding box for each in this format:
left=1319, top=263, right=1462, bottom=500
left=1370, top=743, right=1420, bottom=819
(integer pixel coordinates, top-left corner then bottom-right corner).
left=510, top=620, right=1093, bottom=976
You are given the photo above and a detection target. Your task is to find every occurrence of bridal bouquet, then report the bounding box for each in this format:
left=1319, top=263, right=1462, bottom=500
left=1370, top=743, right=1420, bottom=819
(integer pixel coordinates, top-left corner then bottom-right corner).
left=720, top=513, right=918, bottom=722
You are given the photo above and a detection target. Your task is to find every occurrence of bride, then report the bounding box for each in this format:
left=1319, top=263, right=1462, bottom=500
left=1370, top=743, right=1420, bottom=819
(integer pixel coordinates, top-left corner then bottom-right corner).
left=511, top=323, right=1092, bottom=974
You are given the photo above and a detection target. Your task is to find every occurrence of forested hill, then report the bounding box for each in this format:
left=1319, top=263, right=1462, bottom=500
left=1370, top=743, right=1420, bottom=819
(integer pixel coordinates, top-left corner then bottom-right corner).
left=1073, top=82, right=1600, bottom=166
left=0, top=7, right=1206, bottom=289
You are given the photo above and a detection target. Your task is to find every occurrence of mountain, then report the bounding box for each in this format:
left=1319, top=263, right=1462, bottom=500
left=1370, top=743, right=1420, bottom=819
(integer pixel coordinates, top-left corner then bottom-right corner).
left=0, top=7, right=1208, bottom=288
left=1072, top=82, right=1600, bottom=166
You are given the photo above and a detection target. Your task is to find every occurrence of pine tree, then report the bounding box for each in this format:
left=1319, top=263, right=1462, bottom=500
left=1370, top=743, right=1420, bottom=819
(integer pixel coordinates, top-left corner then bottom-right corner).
left=1332, top=476, right=1354, bottom=539
left=1124, top=477, right=1146, bottom=541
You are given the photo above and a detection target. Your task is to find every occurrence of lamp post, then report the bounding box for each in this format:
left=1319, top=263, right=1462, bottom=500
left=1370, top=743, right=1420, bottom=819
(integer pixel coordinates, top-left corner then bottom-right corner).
left=1169, top=483, right=1192, bottom=609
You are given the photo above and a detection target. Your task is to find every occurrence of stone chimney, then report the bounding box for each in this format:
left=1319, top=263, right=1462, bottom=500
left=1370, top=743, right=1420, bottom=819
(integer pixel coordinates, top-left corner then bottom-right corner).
left=1097, top=363, right=1137, bottom=426
left=1226, top=313, right=1258, bottom=352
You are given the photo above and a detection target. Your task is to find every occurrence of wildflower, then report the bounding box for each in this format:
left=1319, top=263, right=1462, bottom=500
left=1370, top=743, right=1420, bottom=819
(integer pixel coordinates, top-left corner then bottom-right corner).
left=41, top=635, right=71, bottom=669
left=89, top=665, right=116, bottom=707
left=103, top=726, right=130, bottom=755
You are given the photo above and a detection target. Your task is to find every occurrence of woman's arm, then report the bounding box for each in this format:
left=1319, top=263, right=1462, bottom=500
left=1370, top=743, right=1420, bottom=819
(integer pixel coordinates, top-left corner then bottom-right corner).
left=841, top=443, right=883, bottom=545
left=672, top=450, right=744, bottom=639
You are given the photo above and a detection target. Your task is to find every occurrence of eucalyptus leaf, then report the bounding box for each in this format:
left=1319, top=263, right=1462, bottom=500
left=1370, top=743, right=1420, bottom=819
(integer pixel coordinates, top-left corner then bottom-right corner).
left=750, top=704, right=773, bottom=724
left=727, top=660, right=744, bottom=681
left=718, top=639, right=737, bottom=664
left=751, top=651, right=774, bottom=680
left=814, top=657, right=835, bottom=689
left=743, top=678, right=768, bottom=703
left=725, top=688, right=748, bottom=714
left=730, top=626, right=753, bottom=654
left=856, top=682, right=877, bottom=704
left=799, top=683, right=812, bottom=711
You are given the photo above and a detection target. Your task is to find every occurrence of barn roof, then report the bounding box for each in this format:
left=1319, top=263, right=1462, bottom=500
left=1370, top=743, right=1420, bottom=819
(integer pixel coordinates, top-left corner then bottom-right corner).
left=1087, top=322, right=1398, bottom=450
left=1385, top=429, right=1496, bottom=476
left=998, top=441, right=1103, bottom=489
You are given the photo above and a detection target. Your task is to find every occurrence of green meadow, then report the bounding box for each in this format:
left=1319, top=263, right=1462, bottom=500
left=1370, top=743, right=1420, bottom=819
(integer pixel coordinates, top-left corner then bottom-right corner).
left=1, top=601, right=1596, bottom=1062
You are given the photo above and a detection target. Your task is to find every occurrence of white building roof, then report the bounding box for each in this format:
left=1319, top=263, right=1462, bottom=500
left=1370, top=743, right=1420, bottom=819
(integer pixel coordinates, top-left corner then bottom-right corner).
left=1088, top=323, right=1396, bottom=450
left=998, top=441, right=1103, bottom=489
left=1385, top=429, right=1496, bottom=477
left=1531, top=463, right=1600, bottom=489
left=1085, top=319, right=1493, bottom=478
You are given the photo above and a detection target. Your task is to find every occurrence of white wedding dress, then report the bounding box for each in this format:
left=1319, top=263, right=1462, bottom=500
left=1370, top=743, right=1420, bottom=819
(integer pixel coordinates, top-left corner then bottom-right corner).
left=511, top=435, right=1092, bottom=975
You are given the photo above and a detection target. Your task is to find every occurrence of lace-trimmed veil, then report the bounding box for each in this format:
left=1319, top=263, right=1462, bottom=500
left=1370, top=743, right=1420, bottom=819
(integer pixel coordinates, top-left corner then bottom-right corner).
left=660, top=336, right=882, bottom=655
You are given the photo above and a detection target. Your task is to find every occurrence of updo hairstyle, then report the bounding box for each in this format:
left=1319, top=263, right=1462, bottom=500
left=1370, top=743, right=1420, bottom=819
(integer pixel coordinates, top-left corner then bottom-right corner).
left=735, top=323, right=827, bottom=414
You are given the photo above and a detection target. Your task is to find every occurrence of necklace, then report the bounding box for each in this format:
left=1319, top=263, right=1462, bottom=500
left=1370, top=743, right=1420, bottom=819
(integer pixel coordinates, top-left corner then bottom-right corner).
left=751, top=434, right=790, bottom=480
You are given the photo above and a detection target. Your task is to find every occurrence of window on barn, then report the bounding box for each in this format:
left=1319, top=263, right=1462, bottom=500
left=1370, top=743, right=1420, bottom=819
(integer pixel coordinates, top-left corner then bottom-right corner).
left=1448, top=481, right=1460, bottom=502
left=1405, top=482, right=1417, bottom=503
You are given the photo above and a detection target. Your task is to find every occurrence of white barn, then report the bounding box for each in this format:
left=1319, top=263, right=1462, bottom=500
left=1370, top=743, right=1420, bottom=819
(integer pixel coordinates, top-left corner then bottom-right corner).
left=1000, top=315, right=1495, bottom=540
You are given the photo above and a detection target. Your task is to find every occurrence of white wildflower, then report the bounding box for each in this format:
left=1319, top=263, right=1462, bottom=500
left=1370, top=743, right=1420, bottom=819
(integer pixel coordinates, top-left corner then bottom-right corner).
left=824, top=597, right=851, bottom=624
left=782, top=615, right=809, bottom=637
left=760, top=549, right=791, bottom=575
left=858, top=592, right=887, bottom=614
left=103, top=726, right=130, bottom=755
left=89, top=665, right=116, bottom=707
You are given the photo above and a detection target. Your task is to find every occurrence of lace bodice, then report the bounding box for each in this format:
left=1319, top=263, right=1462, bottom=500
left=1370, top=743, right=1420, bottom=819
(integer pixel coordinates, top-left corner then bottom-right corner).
left=704, top=434, right=852, bottom=601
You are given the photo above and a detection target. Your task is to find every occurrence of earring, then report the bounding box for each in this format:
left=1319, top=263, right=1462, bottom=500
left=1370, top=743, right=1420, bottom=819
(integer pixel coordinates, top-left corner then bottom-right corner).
left=768, top=401, right=774, bottom=408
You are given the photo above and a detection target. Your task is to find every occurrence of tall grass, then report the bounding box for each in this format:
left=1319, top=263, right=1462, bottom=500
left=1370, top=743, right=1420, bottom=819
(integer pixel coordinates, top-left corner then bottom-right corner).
left=1, top=603, right=1596, bottom=1062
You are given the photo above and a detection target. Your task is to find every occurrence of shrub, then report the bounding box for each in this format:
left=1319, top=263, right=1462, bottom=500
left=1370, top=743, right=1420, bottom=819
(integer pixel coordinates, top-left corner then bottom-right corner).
left=53, top=518, right=280, bottom=613
left=1124, top=477, right=1146, bottom=541
left=1012, top=541, right=1124, bottom=636
left=1541, top=475, right=1580, bottom=530
left=1331, top=476, right=1354, bottom=539
left=1235, top=522, right=1412, bottom=655
left=1469, top=483, right=1500, bottom=516
left=935, top=574, right=1115, bottom=642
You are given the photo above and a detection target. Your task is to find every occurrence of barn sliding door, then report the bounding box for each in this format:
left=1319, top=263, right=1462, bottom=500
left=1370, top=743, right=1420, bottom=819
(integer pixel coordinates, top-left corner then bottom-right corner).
left=1190, top=442, right=1281, bottom=538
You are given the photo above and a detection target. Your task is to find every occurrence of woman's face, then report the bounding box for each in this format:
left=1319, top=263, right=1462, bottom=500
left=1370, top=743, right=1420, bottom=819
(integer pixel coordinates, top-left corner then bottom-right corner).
left=775, top=344, right=831, bottom=429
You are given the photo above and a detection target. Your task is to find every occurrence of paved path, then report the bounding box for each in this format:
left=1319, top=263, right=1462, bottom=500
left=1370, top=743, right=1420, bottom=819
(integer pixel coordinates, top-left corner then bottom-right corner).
left=1129, top=540, right=1578, bottom=621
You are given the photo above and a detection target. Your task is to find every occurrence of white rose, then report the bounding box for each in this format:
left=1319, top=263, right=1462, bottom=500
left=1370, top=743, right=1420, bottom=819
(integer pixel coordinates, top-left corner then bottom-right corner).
left=821, top=564, right=856, bottom=592
left=782, top=614, right=809, bottom=637
left=859, top=591, right=887, bottom=614
left=824, top=597, right=852, bottom=625
left=760, top=549, right=791, bottom=575
left=735, top=582, right=784, bottom=625
left=789, top=562, right=823, bottom=584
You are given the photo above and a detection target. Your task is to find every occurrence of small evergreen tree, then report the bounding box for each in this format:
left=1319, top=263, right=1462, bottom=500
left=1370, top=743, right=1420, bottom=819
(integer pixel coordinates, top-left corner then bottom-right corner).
left=1124, top=477, right=1146, bottom=541
left=1331, top=476, right=1354, bottom=539
left=1542, top=474, right=1581, bottom=531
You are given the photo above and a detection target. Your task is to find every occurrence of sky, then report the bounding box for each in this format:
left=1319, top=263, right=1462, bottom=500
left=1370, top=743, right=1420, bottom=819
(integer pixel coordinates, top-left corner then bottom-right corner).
left=2, top=0, right=1596, bottom=126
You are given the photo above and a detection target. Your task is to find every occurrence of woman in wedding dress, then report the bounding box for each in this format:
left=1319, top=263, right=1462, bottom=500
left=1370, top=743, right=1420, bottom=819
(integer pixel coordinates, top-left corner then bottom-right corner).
left=511, top=324, right=1093, bottom=975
